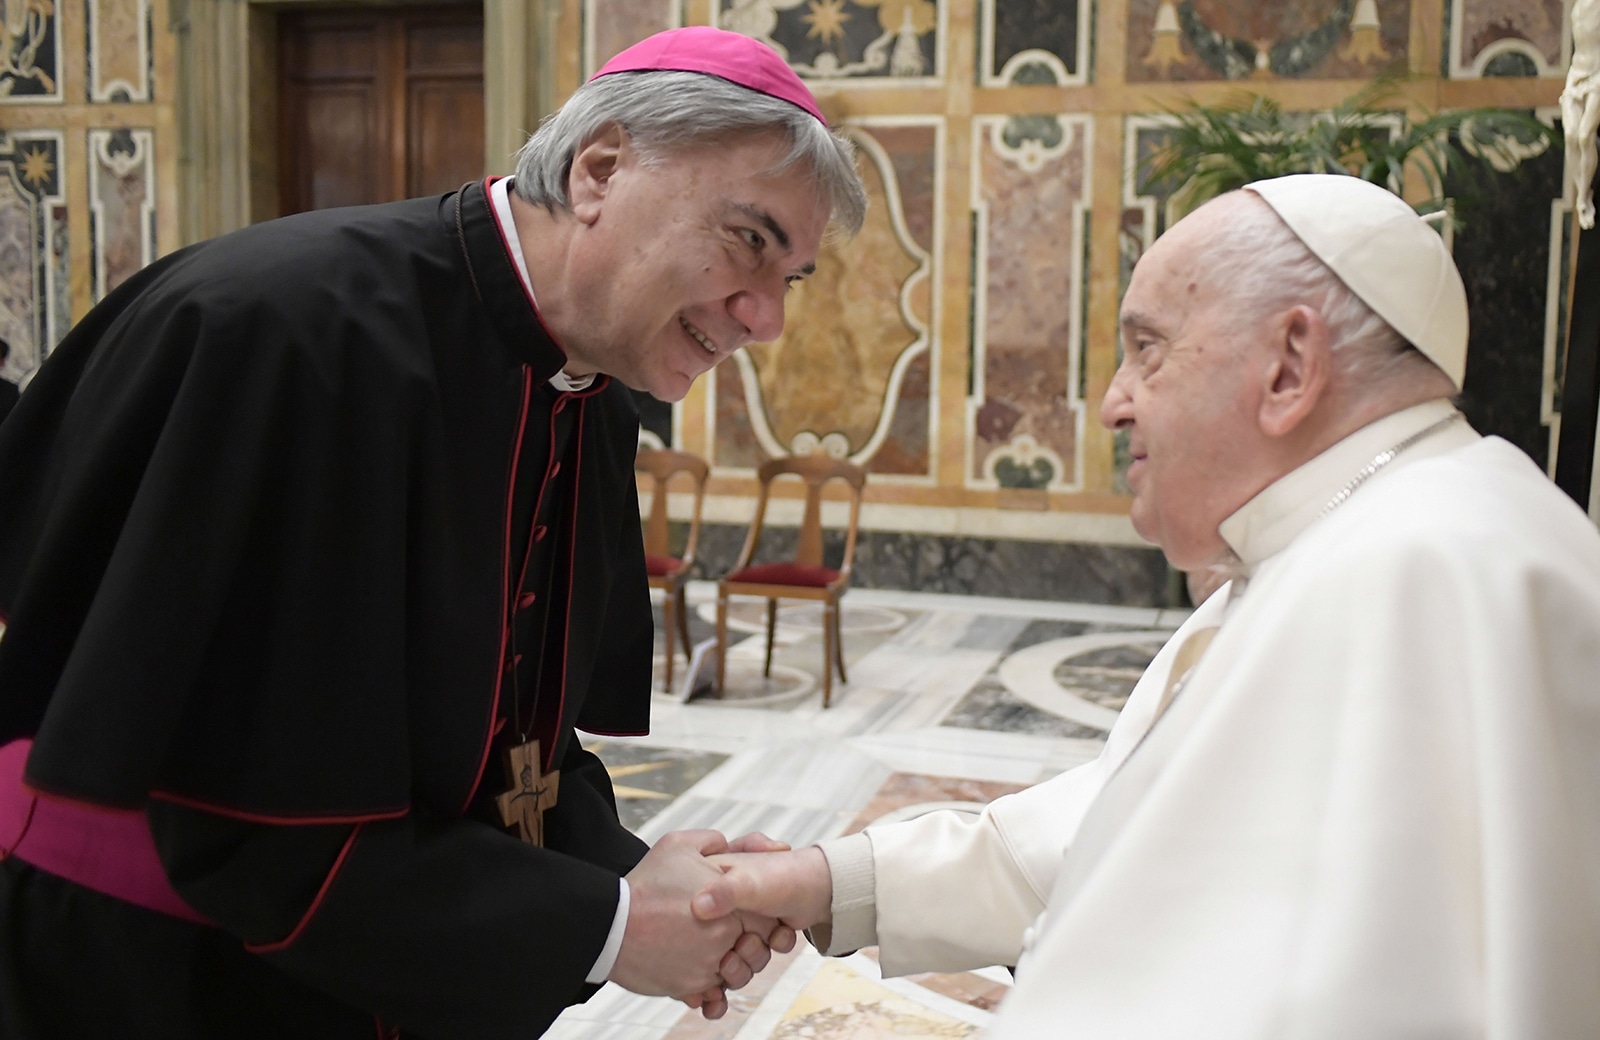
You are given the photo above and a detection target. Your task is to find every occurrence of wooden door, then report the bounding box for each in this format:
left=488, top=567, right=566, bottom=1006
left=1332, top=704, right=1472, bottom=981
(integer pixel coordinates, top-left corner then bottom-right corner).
left=277, top=4, right=485, bottom=215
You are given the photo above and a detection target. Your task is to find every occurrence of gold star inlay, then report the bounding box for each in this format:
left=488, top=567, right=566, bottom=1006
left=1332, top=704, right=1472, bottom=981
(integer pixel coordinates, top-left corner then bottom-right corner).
left=603, top=757, right=676, bottom=800
left=804, top=0, right=851, bottom=45
left=18, top=147, right=54, bottom=188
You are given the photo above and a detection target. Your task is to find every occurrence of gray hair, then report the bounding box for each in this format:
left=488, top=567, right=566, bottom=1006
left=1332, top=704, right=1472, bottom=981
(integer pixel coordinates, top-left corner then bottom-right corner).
left=512, top=71, right=867, bottom=238
left=1207, top=192, right=1444, bottom=391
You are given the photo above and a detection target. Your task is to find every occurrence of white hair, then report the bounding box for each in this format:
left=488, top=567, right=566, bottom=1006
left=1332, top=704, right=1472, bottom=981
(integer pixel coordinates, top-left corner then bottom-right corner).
left=512, top=71, right=867, bottom=237
left=1207, top=192, right=1445, bottom=391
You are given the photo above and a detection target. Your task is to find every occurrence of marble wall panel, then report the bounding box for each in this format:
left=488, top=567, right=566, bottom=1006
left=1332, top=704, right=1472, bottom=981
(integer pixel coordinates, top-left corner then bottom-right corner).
left=1, top=0, right=62, bottom=101
left=978, top=0, right=1089, bottom=86
left=1448, top=0, right=1566, bottom=78
left=1128, top=0, right=1410, bottom=83
left=87, top=0, right=151, bottom=101
left=716, top=121, right=937, bottom=475
left=686, top=521, right=1176, bottom=604
left=718, top=0, right=943, bottom=81
left=713, top=364, right=768, bottom=470
left=89, top=128, right=155, bottom=302
left=969, top=114, right=1090, bottom=490
left=1450, top=117, right=1565, bottom=469
left=585, top=0, right=680, bottom=76
left=0, top=131, right=66, bottom=386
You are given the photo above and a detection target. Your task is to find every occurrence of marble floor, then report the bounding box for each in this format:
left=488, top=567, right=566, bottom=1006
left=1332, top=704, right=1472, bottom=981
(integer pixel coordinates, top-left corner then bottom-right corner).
left=561, top=582, right=1189, bottom=1040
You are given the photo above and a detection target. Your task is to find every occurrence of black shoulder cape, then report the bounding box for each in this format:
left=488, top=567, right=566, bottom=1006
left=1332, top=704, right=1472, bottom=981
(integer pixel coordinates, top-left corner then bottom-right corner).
left=0, top=180, right=653, bottom=822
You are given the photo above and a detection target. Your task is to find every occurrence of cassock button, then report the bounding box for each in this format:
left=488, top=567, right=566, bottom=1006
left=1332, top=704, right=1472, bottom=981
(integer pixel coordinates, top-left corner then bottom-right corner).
left=548, top=461, right=561, bottom=479
left=503, top=653, right=523, bottom=673
left=1021, top=926, right=1036, bottom=951
left=533, top=525, right=548, bottom=542
left=553, top=397, right=568, bottom=415
left=518, top=591, right=537, bottom=609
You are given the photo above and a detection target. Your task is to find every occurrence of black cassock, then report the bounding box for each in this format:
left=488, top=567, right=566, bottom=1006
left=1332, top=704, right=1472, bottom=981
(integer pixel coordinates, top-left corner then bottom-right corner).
left=0, top=180, right=654, bottom=1039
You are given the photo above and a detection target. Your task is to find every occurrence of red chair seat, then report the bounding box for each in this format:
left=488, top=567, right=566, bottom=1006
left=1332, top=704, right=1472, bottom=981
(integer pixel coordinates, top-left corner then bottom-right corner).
left=725, top=562, right=839, bottom=588
left=645, top=554, right=682, bottom=578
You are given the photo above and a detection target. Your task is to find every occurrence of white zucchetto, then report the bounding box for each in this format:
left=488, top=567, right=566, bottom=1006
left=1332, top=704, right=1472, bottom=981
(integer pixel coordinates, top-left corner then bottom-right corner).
left=1244, top=173, right=1470, bottom=389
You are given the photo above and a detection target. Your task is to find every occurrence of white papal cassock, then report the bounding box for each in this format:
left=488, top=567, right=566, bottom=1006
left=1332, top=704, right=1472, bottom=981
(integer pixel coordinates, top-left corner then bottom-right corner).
left=817, top=399, right=1600, bottom=1038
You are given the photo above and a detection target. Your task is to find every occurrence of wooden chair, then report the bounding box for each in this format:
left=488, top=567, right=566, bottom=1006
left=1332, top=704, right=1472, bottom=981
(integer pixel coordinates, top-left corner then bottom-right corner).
left=715, top=455, right=867, bottom=708
left=635, top=448, right=709, bottom=694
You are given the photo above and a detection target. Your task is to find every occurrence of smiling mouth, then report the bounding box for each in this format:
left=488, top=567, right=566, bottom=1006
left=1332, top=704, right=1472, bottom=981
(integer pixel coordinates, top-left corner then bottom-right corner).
left=680, top=316, right=717, bottom=355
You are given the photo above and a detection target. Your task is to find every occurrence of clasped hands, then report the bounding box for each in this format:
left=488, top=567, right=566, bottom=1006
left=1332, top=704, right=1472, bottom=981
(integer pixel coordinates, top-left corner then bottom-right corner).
left=609, top=830, right=833, bottom=1019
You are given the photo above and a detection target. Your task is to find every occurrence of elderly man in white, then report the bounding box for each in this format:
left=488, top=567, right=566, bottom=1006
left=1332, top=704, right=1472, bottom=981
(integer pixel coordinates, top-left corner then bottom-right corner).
left=697, top=174, right=1600, bottom=1038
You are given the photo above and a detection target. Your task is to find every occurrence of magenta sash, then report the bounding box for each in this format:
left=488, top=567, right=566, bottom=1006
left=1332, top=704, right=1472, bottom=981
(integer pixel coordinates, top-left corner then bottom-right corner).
left=0, top=739, right=212, bottom=924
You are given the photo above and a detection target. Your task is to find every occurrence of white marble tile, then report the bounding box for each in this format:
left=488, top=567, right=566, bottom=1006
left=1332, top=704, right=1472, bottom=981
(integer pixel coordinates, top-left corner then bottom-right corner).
left=683, top=740, right=893, bottom=810
left=848, top=727, right=1066, bottom=785
left=635, top=797, right=858, bottom=846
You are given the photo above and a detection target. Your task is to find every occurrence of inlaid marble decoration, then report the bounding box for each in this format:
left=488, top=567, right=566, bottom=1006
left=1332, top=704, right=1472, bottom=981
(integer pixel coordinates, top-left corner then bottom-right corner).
left=718, top=0, right=943, bottom=81
left=717, top=121, right=938, bottom=477
left=1128, top=0, right=1410, bottom=82
left=583, top=740, right=729, bottom=831
left=87, top=0, right=151, bottom=102
left=969, top=114, right=1090, bottom=490
left=583, top=0, right=680, bottom=77
left=768, top=958, right=983, bottom=1037
left=0, top=131, right=66, bottom=386
left=1, top=0, right=63, bottom=101
left=1449, top=0, right=1567, bottom=78
left=978, top=0, right=1089, bottom=86
left=88, top=127, right=155, bottom=302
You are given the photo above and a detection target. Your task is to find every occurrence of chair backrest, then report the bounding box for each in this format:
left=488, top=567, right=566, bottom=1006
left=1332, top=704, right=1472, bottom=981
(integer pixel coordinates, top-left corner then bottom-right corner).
left=734, top=455, right=868, bottom=575
left=634, top=448, right=709, bottom=563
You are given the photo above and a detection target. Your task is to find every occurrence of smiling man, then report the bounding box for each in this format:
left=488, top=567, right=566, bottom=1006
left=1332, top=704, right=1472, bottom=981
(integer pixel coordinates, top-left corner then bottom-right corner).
left=701, top=174, right=1600, bottom=1038
left=0, top=27, right=865, bottom=1040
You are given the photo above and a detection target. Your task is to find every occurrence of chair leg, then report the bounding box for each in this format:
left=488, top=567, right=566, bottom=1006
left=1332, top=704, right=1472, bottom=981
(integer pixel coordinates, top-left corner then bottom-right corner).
left=675, top=584, right=693, bottom=659
left=660, top=587, right=675, bottom=694
left=763, top=598, right=778, bottom=678
left=833, top=600, right=848, bottom=684
left=715, top=589, right=729, bottom=697
left=820, top=606, right=834, bottom=709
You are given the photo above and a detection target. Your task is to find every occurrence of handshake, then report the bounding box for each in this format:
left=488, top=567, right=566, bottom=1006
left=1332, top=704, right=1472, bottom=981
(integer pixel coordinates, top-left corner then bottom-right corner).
left=609, top=829, right=836, bottom=1019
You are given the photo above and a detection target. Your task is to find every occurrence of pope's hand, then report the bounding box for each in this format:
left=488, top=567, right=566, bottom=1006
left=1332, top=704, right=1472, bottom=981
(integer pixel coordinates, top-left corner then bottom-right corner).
left=694, top=846, right=833, bottom=934
left=673, top=831, right=800, bottom=1020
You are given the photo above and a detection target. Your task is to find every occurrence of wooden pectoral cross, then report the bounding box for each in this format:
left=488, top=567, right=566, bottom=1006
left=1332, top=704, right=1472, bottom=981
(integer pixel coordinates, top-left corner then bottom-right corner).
left=496, top=740, right=560, bottom=847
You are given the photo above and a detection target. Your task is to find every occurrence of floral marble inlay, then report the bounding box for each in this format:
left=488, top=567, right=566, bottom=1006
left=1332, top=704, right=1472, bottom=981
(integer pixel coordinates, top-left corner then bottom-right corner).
left=969, top=114, right=1090, bottom=490
left=979, top=0, right=1088, bottom=86
left=718, top=0, right=942, bottom=80
left=1449, top=0, right=1566, bottom=78
left=716, top=122, right=937, bottom=476
left=1, top=0, right=61, bottom=100
left=89, top=127, right=154, bottom=301
left=1128, top=0, right=1410, bottom=82
left=87, top=0, right=151, bottom=101
left=0, top=131, right=66, bottom=385
left=769, top=959, right=979, bottom=1037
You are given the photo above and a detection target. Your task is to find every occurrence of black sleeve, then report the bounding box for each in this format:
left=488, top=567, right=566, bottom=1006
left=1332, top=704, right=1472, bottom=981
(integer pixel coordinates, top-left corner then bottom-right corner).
left=149, top=802, right=625, bottom=1040
left=543, top=740, right=650, bottom=876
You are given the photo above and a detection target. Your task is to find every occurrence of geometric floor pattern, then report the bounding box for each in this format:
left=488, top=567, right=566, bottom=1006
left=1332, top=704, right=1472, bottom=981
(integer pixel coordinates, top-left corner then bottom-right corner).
left=557, top=582, right=1188, bottom=1039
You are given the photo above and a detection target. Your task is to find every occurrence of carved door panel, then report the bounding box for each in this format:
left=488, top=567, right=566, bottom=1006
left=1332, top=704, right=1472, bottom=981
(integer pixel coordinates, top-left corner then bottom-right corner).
left=277, top=4, right=484, bottom=215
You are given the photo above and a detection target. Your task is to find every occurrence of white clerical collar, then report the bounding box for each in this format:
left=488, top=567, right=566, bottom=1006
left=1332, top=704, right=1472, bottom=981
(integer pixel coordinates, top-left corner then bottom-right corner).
left=488, top=177, right=595, bottom=393
left=1218, top=398, right=1480, bottom=570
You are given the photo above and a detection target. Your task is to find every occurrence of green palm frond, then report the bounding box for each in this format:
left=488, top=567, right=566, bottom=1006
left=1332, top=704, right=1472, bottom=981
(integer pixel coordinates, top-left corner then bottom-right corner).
left=1139, top=73, right=1556, bottom=222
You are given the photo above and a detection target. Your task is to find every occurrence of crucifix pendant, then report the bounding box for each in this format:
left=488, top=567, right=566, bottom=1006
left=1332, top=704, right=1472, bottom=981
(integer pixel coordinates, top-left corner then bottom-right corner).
left=496, top=740, right=560, bottom=847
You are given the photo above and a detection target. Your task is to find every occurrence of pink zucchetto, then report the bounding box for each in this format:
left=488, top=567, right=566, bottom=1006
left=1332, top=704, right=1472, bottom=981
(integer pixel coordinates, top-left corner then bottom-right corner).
left=592, top=26, right=827, bottom=126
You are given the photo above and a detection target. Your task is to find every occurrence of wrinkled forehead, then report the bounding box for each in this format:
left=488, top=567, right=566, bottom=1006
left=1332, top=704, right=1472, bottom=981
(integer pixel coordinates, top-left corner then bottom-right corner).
left=1123, top=194, right=1259, bottom=312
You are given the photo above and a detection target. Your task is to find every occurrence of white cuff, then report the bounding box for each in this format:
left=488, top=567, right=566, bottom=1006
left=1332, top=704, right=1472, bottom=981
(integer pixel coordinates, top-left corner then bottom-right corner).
left=807, top=832, right=877, bottom=956
left=587, top=877, right=629, bottom=984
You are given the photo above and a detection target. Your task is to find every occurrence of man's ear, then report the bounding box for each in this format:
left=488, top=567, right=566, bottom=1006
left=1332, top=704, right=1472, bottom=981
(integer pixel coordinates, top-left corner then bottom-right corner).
left=1258, top=303, right=1331, bottom=438
left=568, top=123, right=628, bottom=225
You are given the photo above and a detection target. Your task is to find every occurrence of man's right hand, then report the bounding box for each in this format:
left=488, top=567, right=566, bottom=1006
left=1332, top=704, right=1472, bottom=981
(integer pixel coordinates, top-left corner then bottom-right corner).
left=608, top=830, right=746, bottom=997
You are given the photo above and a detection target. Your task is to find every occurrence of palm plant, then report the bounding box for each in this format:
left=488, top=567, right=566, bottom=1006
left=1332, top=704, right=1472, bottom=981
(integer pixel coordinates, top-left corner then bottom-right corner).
left=1140, top=75, right=1557, bottom=220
